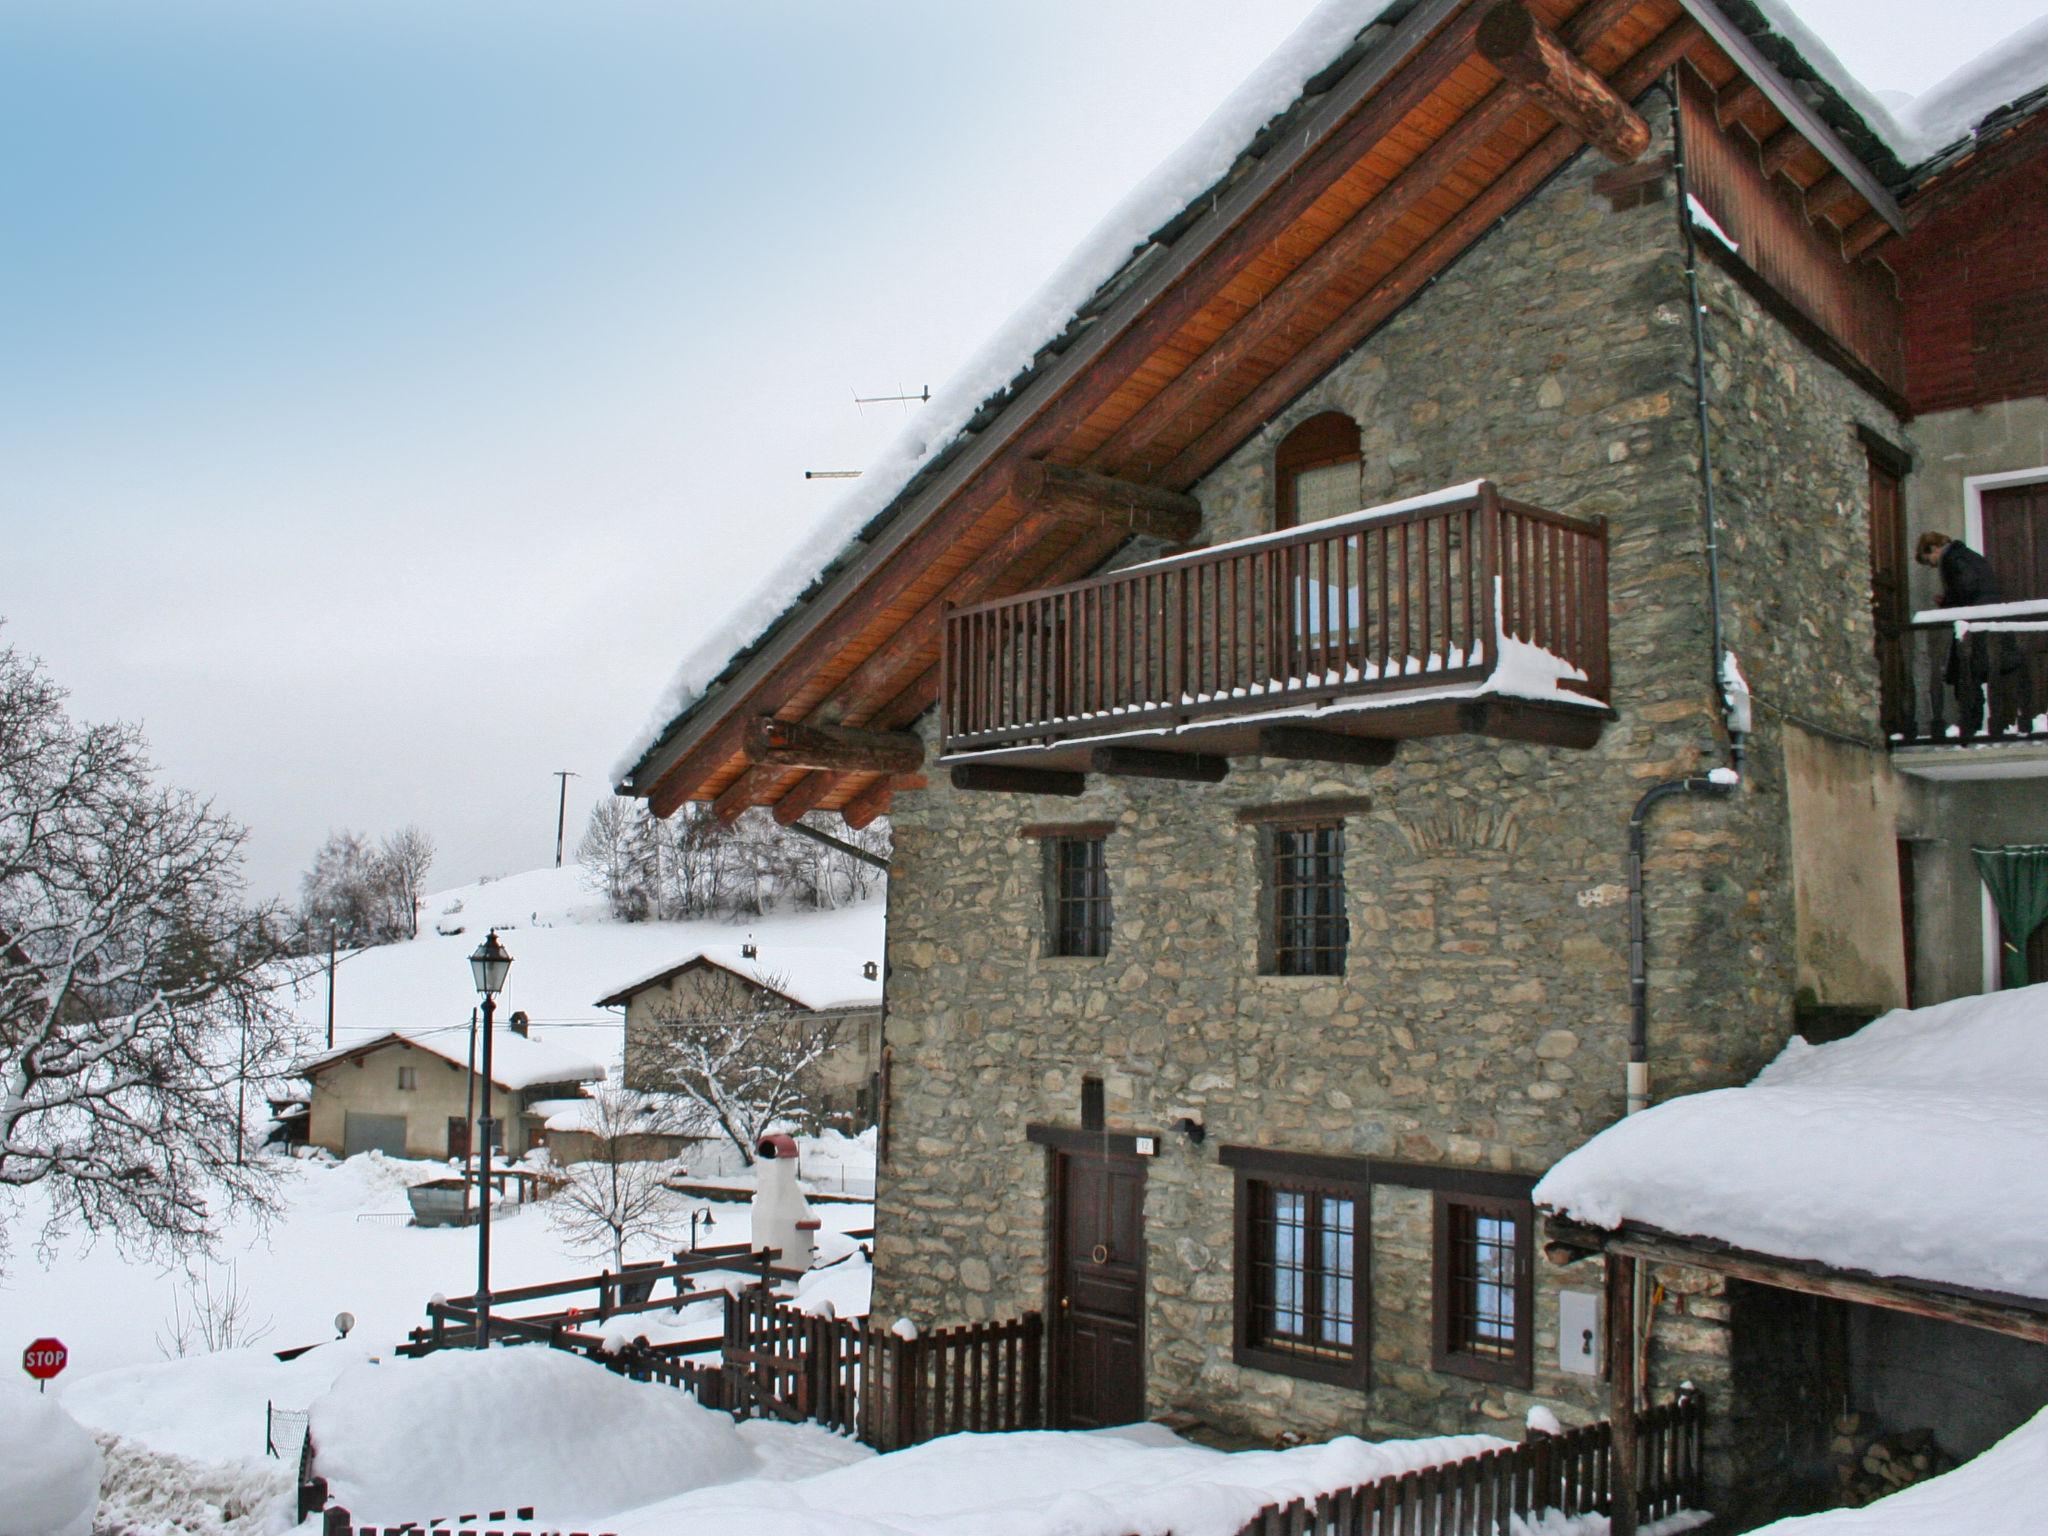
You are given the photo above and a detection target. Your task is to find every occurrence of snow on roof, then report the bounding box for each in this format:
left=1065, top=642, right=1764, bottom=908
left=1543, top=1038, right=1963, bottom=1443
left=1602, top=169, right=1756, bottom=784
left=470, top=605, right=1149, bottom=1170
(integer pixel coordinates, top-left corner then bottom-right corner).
left=616, top=3, right=2048, bottom=790
left=300, top=1025, right=603, bottom=1093
left=288, top=864, right=885, bottom=1082
left=1743, top=2, right=2048, bottom=168
left=1745, top=1402, right=2048, bottom=1535
left=1535, top=985, right=2048, bottom=1303
left=597, top=944, right=882, bottom=1013
left=612, top=0, right=1403, bottom=785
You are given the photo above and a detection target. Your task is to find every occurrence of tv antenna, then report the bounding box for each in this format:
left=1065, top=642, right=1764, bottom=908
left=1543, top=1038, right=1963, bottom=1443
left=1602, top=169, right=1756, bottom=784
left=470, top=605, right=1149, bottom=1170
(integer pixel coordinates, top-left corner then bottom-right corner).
left=854, top=384, right=930, bottom=408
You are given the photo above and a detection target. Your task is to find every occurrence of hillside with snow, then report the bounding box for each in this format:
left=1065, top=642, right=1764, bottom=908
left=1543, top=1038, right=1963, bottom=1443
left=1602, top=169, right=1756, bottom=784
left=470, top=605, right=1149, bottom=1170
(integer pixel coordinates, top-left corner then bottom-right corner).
left=289, top=863, right=884, bottom=1083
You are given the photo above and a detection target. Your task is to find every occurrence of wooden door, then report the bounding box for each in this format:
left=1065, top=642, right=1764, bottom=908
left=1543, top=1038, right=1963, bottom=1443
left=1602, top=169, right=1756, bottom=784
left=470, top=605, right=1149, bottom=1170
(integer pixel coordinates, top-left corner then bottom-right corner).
left=1049, top=1148, right=1146, bottom=1428
left=447, top=1116, right=471, bottom=1159
left=1982, top=481, right=2048, bottom=727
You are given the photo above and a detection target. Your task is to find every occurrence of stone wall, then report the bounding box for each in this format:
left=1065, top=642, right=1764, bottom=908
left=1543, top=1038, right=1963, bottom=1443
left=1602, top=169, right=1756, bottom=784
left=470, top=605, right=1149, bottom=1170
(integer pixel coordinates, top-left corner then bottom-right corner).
left=872, top=101, right=1864, bottom=1470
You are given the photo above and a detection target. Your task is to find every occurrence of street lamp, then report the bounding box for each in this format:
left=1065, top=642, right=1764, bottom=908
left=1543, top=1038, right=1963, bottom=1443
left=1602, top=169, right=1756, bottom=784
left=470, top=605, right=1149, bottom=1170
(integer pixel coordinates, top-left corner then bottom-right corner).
left=468, top=929, right=513, bottom=1348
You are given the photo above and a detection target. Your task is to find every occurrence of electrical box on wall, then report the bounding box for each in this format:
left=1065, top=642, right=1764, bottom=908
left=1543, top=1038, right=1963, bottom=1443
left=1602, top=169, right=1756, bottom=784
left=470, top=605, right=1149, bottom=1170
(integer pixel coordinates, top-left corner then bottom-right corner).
left=1559, top=1289, right=1601, bottom=1376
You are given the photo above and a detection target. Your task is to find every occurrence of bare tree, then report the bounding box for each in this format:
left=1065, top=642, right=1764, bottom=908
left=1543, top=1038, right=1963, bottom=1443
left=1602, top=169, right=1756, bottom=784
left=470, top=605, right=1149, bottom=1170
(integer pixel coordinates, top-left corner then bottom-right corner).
left=379, top=825, right=435, bottom=939
left=1, top=637, right=301, bottom=1267
left=642, top=968, right=841, bottom=1165
left=546, top=1080, right=687, bottom=1271
left=154, top=1260, right=274, bottom=1357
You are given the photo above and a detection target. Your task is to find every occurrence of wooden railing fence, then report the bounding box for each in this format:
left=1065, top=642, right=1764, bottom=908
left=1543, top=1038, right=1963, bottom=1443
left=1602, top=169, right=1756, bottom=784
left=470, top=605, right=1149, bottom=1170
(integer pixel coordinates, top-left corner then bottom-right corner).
left=1229, top=1393, right=1704, bottom=1536
left=315, top=1506, right=614, bottom=1536
left=941, top=482, right=1608, bottom=754
left=862, top=1312, right=1044, bottom=1449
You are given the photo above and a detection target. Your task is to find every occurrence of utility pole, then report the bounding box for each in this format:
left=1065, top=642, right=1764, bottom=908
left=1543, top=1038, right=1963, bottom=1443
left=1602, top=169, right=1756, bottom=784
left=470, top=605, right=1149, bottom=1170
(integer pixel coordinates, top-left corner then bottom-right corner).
left=553, top=771, right=578, bottom=867
left=325, top=924, right=338, bottom=1050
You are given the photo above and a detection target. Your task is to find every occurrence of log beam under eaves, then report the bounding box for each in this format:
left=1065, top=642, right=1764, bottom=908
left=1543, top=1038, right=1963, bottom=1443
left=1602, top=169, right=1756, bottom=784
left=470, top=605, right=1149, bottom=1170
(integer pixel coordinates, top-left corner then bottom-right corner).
left=745, top=716, right=925, bottom=776
left=1476, top=2, right=1652, bottom=164
left=1007, top=461, right=1202, bottom=544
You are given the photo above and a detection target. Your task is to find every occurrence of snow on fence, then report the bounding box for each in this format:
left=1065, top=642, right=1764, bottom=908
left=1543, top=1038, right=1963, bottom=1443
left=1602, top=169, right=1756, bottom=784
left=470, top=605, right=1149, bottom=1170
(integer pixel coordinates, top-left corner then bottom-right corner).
left=1227, top=1392, right=1705, bottom=1536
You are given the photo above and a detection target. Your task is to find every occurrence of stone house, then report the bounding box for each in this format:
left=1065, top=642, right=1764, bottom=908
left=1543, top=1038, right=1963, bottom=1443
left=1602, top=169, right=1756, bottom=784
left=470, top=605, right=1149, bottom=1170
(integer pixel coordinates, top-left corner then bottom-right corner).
left=601, top=944, right=884, bottom=1127
left=612, top=0, right=2048, bottom=1522
left=301, top=1024, right=603, bottom=1161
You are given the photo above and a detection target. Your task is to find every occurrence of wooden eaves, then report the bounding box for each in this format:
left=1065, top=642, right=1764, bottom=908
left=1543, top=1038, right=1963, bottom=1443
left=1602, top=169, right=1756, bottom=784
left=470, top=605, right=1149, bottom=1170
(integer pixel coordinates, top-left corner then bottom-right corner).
left=620, top=0, right=1906, bottom=827
left=1546, top=1215, right=2048, bottom=1346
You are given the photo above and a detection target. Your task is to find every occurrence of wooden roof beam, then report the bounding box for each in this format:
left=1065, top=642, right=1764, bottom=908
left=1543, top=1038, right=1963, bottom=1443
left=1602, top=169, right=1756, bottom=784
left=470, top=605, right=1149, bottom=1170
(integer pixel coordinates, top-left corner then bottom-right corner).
left=1476, top=1, right=1651, bottom=164
left=745, top=716, right=925, bottom=776
left=770, top=769, right=839, bottom=827
left=1802, top=169, right=1859, bottom=226
left=1091, top=0, right=1654, bottom=476
left=1758, top=124, right=1805, bottom=179
left=1842, top=211, right=1892, bottom=261
left=1160, top=16, right=1704, bottom=488
left=839, top=770, right=921, bottom=831
left=1714, top=75, right=1769, bottom=131
left=1087, top=746, right=1229, bottom=783
left=1008, top=462, right=1201, bottom=544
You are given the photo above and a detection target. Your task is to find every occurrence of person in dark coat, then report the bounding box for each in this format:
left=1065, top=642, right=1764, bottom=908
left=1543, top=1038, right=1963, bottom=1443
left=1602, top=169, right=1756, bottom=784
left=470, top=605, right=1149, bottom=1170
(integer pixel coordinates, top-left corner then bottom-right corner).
left=1916, top=531, right=2014, bottom=736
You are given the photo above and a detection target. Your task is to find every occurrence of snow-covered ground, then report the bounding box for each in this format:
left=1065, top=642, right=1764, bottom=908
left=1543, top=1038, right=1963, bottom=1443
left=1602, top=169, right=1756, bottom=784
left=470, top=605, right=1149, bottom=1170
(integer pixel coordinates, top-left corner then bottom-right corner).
left=1744, top=1402, right=2048, bottom=1535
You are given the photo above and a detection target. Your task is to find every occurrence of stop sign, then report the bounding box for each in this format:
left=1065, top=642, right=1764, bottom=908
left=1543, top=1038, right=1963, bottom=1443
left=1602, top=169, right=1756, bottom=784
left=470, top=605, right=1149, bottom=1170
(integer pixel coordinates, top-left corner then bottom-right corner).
left=22, top=1338, right=67, bottom=1382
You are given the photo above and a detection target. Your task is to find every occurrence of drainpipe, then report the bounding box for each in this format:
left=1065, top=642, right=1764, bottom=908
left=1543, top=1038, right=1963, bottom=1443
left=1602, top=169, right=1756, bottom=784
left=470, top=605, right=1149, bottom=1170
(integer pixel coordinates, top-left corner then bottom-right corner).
left=1615, top=81, right=1747, bottom=1120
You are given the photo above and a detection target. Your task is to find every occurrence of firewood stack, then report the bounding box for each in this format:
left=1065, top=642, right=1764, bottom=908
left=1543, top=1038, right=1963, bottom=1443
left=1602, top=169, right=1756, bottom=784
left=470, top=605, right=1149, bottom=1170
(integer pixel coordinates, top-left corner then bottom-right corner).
left=1829, top=1412, right=1955, bottom=1507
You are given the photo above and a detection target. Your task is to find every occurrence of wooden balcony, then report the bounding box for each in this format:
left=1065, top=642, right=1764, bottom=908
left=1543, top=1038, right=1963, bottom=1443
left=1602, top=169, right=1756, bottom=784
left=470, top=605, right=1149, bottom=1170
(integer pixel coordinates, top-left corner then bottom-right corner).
left=939, top=482, right=1612, bottom=780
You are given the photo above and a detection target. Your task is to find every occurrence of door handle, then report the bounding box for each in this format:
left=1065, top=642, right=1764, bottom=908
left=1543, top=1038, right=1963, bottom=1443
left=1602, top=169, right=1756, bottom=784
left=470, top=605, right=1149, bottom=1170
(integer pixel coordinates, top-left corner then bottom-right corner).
left=1060, top=1296, right=1071, bottom=1310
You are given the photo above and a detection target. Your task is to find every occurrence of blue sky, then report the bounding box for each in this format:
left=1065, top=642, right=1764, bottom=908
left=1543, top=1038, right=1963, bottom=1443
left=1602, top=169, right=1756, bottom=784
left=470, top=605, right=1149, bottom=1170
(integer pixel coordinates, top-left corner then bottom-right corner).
left=3, top=0, right=2038, bottom=901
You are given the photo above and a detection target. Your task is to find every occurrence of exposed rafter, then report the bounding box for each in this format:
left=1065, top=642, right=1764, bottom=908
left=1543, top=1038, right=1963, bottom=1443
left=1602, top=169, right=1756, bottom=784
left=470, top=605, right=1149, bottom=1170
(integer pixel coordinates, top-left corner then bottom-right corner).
left=1257, top=727, right=1401, bottom=768
left=1476, top=1, right=1651, bottom=164
left=1008, top=462, right=1202, bottom=544
left=745, top=717, right=925, bottom=776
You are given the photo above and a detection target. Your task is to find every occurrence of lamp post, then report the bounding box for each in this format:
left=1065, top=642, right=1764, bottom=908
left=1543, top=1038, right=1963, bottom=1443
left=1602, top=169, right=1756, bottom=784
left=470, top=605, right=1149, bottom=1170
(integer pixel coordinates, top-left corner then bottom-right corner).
left=468, top=929, right=513, bottom=1348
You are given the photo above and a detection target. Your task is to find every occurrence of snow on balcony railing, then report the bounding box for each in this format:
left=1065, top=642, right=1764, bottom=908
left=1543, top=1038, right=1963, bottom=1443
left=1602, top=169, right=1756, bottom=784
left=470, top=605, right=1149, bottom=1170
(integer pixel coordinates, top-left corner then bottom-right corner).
left=939, top=480, right=1608, bottom=757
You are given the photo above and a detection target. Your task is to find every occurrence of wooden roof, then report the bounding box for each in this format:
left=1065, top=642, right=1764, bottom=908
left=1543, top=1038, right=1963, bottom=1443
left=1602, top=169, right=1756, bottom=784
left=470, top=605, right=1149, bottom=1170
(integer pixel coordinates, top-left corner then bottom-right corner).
left=618, top=0, right=1955, bottom=825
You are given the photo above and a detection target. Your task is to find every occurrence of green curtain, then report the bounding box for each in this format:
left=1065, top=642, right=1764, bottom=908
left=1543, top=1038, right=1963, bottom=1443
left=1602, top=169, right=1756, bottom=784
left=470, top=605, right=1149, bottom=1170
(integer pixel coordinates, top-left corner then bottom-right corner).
left=1973, top=844, right=2048, bottom=988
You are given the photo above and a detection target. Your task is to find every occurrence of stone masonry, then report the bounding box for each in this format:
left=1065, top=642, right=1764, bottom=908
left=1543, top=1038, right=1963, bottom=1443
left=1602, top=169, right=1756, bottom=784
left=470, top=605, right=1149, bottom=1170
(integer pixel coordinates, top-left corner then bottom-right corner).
left=871, top=88, right=1903, bottom=1500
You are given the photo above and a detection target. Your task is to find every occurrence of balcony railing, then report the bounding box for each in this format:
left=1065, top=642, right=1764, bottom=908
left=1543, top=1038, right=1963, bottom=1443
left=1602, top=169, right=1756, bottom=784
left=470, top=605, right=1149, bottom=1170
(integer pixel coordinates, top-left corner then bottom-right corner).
left=1881, top=599, right=2048, bottom=747
left=940, top=481, right=1608, bottom=759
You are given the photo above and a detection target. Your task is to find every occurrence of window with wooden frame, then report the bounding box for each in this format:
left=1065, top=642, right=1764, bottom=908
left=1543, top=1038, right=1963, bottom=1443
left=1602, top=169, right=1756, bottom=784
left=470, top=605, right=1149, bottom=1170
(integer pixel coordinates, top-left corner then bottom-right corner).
left=397, top=1066, right=418, bottom=1091
left=1229, top=1150, right=1369, bottom=1389
left=1432, top=1190, right=1534, bottom=1387
left=1264, top=821, right=1347, bottom=975
left=1047, top=834, right=1113, bottom=958
left=1275, top=411, right=1363, bottom=530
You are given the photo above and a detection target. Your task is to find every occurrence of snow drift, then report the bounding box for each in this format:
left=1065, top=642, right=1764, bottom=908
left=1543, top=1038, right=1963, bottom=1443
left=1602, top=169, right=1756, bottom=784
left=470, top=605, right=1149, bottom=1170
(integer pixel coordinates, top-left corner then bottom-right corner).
left=1536, top=985, right=2048, bottom=1300
left=1743, top=1401, right=2048, bottom=1534
left=0, top=1377, right=103, bottom=1536
left=309, top=1347, right=758, bottom=1522
left=609, top=1421, right=1509, bottom=1536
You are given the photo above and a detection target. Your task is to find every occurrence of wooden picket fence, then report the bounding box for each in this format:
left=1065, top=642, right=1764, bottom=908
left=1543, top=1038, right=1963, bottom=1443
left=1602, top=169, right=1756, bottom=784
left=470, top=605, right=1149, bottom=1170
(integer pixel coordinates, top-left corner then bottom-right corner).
left=1228, top=1392, right=1705, bottom=1536
left=604, top=1288, right=1043, bottom=1449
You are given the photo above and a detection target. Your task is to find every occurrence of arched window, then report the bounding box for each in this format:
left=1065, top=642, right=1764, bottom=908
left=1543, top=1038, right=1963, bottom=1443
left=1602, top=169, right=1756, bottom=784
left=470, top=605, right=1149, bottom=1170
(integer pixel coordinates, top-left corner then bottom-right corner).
left=1275, top=411, right=1362, bottom=530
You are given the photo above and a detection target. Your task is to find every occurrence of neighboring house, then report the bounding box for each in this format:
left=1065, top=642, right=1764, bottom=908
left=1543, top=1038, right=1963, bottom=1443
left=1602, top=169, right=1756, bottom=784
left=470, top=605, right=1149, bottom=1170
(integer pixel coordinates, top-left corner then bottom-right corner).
left=613, top=0, right=2048, bottom=1523
left=601, top=944, right=885, bottom=1126
left=300, top=1022, right=603, bottom=1160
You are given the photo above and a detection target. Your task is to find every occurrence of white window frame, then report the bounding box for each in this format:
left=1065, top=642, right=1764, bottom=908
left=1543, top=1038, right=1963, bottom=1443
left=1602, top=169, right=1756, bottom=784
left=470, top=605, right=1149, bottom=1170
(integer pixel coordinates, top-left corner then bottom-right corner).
left=1962, top=466, right=2048, bottom=547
